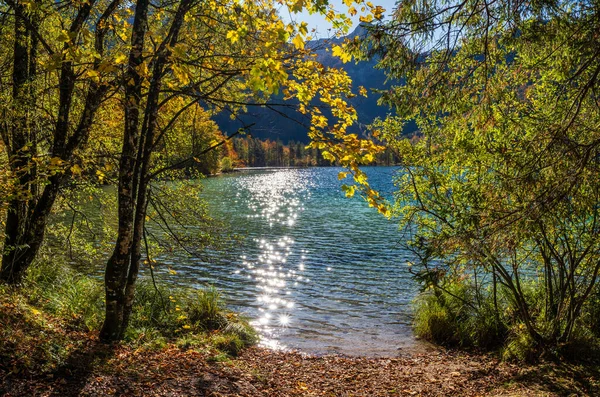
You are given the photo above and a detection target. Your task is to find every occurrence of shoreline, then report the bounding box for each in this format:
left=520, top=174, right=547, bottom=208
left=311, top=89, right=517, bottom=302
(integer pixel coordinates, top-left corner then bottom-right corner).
left=257, top=334, right=442, bottom=359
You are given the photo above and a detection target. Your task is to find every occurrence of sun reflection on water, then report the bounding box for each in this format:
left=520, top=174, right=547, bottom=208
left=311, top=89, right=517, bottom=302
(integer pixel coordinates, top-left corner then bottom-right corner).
left=232, top=170, right=314, bottom=350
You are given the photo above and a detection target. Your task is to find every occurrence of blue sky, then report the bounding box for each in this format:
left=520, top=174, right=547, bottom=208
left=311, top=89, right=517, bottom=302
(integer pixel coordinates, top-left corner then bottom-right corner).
left=279, top=0, right=398, bottom=38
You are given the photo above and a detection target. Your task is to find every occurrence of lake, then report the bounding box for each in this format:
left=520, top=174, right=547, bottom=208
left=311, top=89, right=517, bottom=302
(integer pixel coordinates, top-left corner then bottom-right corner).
left=164, top=166, right=422, bottom=356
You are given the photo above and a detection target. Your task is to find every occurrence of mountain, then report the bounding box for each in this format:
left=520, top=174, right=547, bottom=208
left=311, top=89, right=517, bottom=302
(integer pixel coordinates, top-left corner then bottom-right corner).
left=214, top=25, right=394, bottom=144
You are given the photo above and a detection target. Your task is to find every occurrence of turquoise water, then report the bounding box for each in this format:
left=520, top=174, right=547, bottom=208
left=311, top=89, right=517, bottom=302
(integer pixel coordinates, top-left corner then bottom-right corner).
left=167, top=167, right=420, bottom=356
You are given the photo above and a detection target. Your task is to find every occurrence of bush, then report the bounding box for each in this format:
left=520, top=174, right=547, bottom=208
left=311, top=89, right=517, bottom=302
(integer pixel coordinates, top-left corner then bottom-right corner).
left=414, top=280, right=507, bottom=350
left=414, top=292, right=457, bottom=344
left=24, top=260, right=104, bottom=331
left=220, top=156, right=234, bottom=173
left=186, top=287, right=225, bottom=329
left=126, top=281, right=257, bottom=351
left=502, top=327, right=538, bottom=362
left=413, top=274, right=600, bottom=362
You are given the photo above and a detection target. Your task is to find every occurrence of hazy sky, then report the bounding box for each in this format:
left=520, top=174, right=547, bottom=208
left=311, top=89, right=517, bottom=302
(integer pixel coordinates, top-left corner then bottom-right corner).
left=279, top=0, right=398, bottom=38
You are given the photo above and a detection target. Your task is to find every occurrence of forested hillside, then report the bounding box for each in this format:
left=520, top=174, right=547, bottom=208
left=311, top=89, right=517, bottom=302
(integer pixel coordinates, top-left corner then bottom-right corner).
left=214, top=25, right=395, bottom=143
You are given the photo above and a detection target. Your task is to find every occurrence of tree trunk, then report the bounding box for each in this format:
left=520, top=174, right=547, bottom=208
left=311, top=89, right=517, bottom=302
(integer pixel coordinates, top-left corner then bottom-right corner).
left=1, top=0, right=36, bottom=285
left=102, top=0, right=194, bottom=340
left=100, top=0, right=150, bottom=341
left=1, top=0, right=106, bottom=285
left=1, top=184, right=58, bottom=284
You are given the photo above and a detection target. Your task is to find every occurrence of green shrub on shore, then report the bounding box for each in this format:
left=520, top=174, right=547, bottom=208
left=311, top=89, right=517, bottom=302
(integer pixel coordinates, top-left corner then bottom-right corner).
left=220, top=156, right=234, bottom=173
left=414, top=281, right=507, bottom=350
left=126, top=281, right=257, bottom=349
left=0, top=260, right=257, bottom=374
left=25, top=259, right=105, bottom=331
left=414, top=278, right=600, bottom=362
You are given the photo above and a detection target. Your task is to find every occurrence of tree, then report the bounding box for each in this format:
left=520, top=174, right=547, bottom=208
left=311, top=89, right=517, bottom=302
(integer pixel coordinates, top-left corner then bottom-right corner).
left=0, top=0, right=125, bottom=284
left=356, top=1, right=600, bottom=350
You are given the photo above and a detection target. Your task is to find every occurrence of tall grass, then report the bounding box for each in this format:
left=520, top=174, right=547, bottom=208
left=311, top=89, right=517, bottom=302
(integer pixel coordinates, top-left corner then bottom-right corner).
left=413, top=278, right=600, bottom=361
left=413, top=282, right=507, bottom=350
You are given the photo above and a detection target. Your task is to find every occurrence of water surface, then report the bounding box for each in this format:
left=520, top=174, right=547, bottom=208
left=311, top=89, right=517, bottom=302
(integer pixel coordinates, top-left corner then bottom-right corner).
left=166, top=167, right=421, bottom=356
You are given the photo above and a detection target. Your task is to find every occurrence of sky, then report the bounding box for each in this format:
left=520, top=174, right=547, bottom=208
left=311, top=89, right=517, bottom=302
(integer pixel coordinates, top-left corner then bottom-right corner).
left=278, top=0, right=398, bottom=38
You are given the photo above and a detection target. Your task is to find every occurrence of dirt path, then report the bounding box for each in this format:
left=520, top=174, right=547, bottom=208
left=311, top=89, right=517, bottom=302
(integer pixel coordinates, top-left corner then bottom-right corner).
left=2, top=344, right=598, bottom=396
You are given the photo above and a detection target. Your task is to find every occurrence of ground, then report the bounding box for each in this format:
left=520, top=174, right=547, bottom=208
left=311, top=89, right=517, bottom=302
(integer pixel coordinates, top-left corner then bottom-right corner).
left=1, top=288, right=598, bottom=396
left=2, top=337, right=599, bottom=397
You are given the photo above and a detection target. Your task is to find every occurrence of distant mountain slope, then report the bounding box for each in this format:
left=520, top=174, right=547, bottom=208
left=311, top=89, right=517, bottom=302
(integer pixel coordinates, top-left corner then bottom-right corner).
left=214, top=25, right=394, bottom=144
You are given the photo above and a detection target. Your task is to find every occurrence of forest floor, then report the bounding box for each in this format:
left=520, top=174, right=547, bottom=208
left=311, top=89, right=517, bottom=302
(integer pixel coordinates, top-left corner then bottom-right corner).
left=2, top=337, right=600, bottom=397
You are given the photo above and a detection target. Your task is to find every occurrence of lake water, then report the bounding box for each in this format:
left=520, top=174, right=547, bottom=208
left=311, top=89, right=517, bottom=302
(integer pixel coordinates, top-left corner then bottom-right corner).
left=166, top=167, right=422, bottom=356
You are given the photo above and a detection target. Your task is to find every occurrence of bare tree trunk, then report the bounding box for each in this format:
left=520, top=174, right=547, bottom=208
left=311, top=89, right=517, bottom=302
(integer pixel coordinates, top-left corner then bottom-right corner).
left=1, top=0, right=37, bottom=284
left=100, top=0, right=150, bottom=341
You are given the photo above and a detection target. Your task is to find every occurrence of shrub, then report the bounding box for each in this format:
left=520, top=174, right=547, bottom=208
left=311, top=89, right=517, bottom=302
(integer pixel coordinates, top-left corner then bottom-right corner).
left=220, top=156, right=234, bottom=173
left=186, top=287, right=226, bottom=329
left=24, top=260, right=104, bottom=331
left=414, top=279, right=507, bottom=350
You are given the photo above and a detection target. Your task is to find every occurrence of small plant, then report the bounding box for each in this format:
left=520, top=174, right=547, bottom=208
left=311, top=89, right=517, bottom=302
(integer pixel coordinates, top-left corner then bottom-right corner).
left=186, top=287, right=226, bottom=330
left=502, top=327, right=538, bottom=362
left=413, top=277, right=507, bottom=350
left=24, top=260, right=104, bottom=331
left=414, top=292, right=457, bottom=345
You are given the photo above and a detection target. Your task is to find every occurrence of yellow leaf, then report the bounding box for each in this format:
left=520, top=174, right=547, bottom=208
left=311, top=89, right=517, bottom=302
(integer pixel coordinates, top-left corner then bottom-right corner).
left=342, top=184, right=356, bottom=198
left=57, top=30, right=71, bottom=43
left=373, top=6, right=386, bottom=20
left=114, top=53, right=127, bottom=64
left=292, top=34, right=304, bottom=50
left=338, top=171, right=349, bottom=180
left=355, top=171, right=368, bottom=184
left=96, top=170, right=105, bottom=182
left=332, top=45, right=352, bottom=63
left=297, top=382, right=308, bottom=391
left=378, top=203, right=389, bottom=216
left=49, top=157, right=64, bottom=167
left=322, top=151, right=336, bottom=162
left=86, top=69, right=100, bottom=82
left=226, top=30, right=239, bottom=44
left=299, top=22, right=308, bottom=36
left=137, top=62, right=149, bottom=77
left=363, top=153, right=375, bottom=163
left=70, top=164, right=82, bottom=175
left=291, top=0, right=306, bottom=12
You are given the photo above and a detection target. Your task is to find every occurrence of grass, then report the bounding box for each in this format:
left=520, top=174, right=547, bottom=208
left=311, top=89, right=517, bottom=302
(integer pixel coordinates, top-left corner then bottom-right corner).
left=413, top=279, right=600, bottom=362
left=413, top=283, right=507, bottom=350
left=0, top=260, right=257, bottom=375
